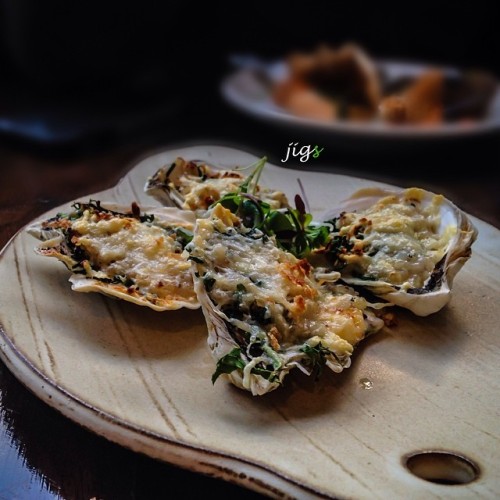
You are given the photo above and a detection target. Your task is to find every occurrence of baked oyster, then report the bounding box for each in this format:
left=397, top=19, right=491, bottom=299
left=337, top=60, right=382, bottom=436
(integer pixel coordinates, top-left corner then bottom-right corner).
left=187, top=204, right=385, bottom=395
left=319, top=187, right=478, bottom=316
left=144, top=156, right=289, bottom=211
left=27, top=201, right=199, bottom=311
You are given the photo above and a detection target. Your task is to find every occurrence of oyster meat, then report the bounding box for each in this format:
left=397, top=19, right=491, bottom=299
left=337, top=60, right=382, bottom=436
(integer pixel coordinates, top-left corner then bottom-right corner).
left=144, top=156, right=289, bottom=211
left=319, top=187, right=478, bottom=316
left=187, top=204, right=385, bottom=396
left=27, top=201, right=199, bottom=311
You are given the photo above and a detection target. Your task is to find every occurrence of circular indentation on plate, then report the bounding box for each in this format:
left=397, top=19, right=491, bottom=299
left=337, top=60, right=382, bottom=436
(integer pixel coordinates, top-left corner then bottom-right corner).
left=404, top=450, right=480, bottom=485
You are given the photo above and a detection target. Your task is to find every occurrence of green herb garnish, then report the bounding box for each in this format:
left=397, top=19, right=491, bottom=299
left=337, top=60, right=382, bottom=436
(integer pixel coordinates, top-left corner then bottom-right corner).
left=324, top=234, right=354, bottom=269
left=301, top=343, right=339, bottom=380
left=213, top=159, right=331, bottom=258
left=174, top=227, right=193, bottom=247
left=212, top=348, right=246, bottom=384
left=70, top=200, right=155, bottom=223
left=263, top=194, right=330, bottom=257
left=203, top=275, right=216, bottom=292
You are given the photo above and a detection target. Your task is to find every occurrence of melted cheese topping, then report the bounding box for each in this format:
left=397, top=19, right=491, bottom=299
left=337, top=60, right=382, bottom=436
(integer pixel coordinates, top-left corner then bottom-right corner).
left=66, top=210, right=196, bottom=306
left=192, top=205, right=379, bottom=355
left=71, top=210, right=194, bottom=302
left=169, top=159, right=288, bottom=211
left=178, top=176, right=245, bottom=210
left=336, top=188, right=456, bottom=290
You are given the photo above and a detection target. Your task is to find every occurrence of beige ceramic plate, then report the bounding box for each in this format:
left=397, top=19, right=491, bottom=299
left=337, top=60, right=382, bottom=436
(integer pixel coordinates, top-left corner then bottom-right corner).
left=1, top=145, right=499, bottom=498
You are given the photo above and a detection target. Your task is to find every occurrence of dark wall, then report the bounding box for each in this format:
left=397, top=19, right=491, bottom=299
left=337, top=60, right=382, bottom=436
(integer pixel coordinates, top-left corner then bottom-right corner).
left=1, top=2, right=498, bottom=96
left=216, top=3, right=497, bottom=73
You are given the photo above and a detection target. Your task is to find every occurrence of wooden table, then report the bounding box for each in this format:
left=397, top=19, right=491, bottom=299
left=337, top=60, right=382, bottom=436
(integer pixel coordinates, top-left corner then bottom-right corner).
left=0, top=95, right=499, bottom=498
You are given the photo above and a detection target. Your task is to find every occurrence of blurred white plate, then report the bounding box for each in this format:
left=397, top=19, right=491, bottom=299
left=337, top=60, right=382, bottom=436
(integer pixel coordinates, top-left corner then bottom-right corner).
left=222, top=59, right=500, bottom=140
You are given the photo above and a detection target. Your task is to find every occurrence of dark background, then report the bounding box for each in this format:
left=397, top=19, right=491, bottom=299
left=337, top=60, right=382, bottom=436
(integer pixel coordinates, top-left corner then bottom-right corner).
left=0, top=2, right=498, bottom=154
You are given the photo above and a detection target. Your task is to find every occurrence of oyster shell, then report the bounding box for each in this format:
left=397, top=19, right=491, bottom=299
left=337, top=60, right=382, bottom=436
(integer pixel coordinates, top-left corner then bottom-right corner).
left=27, top=201, right=199, bottom=311
left=144, top=156, right=289, bottom=211
left=319, top=187, right=478, bottom=316
left=188, top=204, right=384, bottom=396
